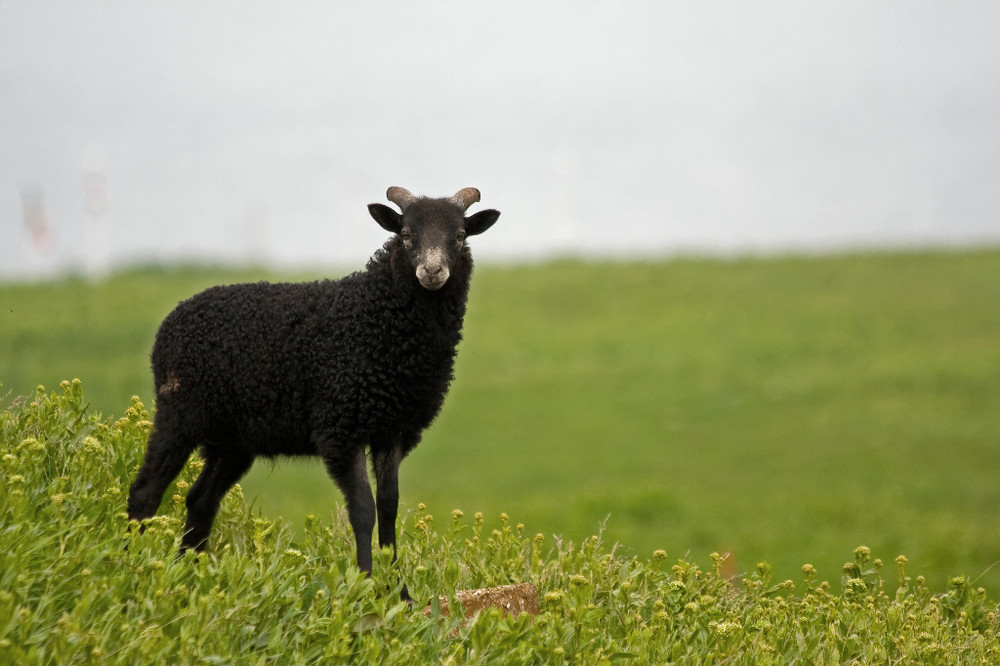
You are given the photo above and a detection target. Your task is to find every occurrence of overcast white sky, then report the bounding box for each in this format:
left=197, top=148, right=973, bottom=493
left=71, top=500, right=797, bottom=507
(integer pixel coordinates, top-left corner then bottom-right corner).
left=2, top=1, right=999, bottom=278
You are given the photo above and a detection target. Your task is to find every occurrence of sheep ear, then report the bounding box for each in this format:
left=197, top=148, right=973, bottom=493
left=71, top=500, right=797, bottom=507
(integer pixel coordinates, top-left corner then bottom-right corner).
left=465, top=209, right=500, bottom=236
left=368, top=203, right=403, bottom=233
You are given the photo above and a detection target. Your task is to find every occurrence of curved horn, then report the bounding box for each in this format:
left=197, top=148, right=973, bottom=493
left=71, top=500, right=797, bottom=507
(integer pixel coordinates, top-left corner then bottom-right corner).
left=449, top=187, right=481, bottom=212
left=386, top=186, right=418, bottom=211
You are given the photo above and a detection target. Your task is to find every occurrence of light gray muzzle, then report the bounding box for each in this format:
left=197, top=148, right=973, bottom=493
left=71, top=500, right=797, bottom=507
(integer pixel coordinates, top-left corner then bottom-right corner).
left=416, top=247, right=450, bottom=290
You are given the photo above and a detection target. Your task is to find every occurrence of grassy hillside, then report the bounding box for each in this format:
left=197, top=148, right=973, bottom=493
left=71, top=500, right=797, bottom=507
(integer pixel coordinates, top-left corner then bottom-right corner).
left=2, top=250, right=999, bottom=595
left=2, top=382, right=999, bottom=663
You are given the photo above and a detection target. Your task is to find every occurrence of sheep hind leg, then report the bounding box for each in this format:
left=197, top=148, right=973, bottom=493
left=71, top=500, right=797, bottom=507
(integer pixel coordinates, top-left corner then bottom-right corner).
left=180, top=449, right=253, bottom=553
left=128, top=428, right=197, bottom=524
left=373, top=439, right=412, bottom=603
left=327, top=447, right=376, bottom=576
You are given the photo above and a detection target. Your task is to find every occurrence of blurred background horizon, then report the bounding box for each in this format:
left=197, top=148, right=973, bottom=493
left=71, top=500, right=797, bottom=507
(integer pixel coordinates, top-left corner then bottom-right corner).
left=2, top=1, right=999, bottom=281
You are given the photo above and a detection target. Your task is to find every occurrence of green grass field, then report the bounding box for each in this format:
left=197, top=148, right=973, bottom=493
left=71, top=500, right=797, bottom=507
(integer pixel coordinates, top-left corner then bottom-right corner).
left=6, top=383, right=998, bottom=663
left=2, top=249, right=998, bottom=594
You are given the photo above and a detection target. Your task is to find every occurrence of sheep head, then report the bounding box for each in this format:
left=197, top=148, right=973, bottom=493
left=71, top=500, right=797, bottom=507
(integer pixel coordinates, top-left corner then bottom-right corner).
left=368, top=187, right=501, bottom=291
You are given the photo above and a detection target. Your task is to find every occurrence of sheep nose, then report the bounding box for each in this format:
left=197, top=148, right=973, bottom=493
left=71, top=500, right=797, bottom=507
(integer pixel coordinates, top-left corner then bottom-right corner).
left=416, top=262, right=450, bottom=290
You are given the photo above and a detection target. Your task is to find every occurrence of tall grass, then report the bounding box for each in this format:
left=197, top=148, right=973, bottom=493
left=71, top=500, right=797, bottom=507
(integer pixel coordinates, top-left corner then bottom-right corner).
left=2, top=381, right=1000, bottom=663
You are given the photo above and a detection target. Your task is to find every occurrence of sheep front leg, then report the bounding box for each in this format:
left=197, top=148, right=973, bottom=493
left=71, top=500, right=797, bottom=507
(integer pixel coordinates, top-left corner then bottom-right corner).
left=327, top=446, right=376, bottom=576
left=373, top=434, right=413, bottom=602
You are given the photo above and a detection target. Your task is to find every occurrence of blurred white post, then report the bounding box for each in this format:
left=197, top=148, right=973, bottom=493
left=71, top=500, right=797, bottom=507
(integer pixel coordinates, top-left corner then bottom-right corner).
left=20, top=183, right=54, bottom=278
left=245, top=203, right=270, bottom=267
left=81, top=148, right=110, bottom=280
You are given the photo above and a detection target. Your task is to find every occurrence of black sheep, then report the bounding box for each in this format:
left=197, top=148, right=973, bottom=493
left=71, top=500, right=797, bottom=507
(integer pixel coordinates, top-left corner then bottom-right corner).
left=127, top=187, right=500, bottom=600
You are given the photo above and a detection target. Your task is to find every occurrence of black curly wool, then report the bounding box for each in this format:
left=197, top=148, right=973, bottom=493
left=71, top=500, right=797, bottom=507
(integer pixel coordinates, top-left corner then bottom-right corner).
left=151, top=235, right=470, bottom=466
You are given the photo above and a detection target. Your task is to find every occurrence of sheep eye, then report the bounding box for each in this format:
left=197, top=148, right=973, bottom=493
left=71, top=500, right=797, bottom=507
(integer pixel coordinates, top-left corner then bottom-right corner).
left=456, top=230, right=467, bottom=243
left=400, top=229, right=412, bottom=242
